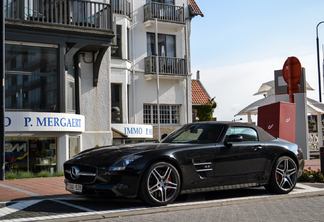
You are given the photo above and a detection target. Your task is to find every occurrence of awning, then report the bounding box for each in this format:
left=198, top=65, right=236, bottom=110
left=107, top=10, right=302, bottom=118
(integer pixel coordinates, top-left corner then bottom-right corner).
left=235, top=95, right=324, bottom=116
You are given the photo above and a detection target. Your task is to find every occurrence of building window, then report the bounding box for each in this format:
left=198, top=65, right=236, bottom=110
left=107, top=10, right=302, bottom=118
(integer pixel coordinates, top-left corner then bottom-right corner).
left=112, top=83, right=122, bottom=123
left=112, top=25, right=122, bottom=58
left=5, top=137, right=57, bottom=174
left=147, top=33, right=175, bottom=57
left=5, top=43, right=58, bottom=111
left=143, top=104, right=180, bottom=125
left=127, top=28, right=130, bottom=61
left=67, top=58, right=76, bottom=113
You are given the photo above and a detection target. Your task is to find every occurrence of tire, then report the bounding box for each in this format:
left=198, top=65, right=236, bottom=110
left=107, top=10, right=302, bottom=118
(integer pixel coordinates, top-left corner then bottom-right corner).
left=265, top=156, right=298, bottom=194
left=139, top=162, right=180, bottom=206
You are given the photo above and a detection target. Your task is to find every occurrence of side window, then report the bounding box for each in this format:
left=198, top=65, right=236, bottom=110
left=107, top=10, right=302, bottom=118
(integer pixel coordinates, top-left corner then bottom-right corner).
left=225, top=127, right=258, bottom=142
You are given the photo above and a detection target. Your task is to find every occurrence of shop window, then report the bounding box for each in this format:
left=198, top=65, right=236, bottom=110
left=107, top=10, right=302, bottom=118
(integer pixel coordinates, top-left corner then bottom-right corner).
left=5, top=43, right=58, bottom=111
left=5, top=137, right=57, bottom=174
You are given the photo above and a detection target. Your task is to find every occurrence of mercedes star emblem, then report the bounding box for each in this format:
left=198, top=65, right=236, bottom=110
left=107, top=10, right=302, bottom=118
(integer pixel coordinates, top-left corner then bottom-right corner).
left=70, top=166, right=80, bottom=180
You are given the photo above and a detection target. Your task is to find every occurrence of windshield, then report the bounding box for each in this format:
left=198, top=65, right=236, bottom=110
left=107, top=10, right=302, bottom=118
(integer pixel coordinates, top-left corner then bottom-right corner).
left=161, top=123, right=225, bottom=144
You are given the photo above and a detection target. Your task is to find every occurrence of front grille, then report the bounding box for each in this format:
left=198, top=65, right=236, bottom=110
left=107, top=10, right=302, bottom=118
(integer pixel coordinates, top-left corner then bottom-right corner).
left=64, top=163, right=97, bottom=184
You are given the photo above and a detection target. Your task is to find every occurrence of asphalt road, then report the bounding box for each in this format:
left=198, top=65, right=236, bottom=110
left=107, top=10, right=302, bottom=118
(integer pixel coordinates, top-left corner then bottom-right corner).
left=1, top=183, right=324, bottom=222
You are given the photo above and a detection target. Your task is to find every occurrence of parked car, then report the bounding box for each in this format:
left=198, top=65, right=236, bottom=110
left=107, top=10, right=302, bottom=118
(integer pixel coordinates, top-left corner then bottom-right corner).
left=64, top=121, right=304, bottom=206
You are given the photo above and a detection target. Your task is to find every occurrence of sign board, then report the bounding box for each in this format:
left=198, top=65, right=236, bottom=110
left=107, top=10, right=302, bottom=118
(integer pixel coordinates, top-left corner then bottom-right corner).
left=112, top=124, right=153, bottom=138
left=282, top=56, right=302, bottom=103
left=5, top=112, right=85, bottom=132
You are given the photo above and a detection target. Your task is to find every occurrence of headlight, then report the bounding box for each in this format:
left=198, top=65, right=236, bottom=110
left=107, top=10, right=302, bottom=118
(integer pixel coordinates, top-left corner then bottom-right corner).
left=108, top=155, right=142, bottom=171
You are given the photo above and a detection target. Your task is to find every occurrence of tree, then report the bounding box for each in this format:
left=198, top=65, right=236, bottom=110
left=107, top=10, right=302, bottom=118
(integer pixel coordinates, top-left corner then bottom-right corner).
left=194, top=99, right=217, bottom=121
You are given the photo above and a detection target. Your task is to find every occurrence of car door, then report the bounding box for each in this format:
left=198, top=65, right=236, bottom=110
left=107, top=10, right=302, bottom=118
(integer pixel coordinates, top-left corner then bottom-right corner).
left=178, top=144, right=217, bottom=189
left=214, top=126, right=268, bottom=185
left=170, top=124, right=221, bottom=190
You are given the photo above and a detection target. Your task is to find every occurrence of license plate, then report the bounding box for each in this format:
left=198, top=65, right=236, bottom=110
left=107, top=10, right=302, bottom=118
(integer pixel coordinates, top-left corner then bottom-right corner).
left=66, top=182, right=83, bottom=193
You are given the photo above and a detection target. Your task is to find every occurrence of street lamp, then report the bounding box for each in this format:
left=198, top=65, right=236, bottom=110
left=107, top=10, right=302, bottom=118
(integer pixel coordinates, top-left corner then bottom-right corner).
left=316, top=21, right=324, bottom=102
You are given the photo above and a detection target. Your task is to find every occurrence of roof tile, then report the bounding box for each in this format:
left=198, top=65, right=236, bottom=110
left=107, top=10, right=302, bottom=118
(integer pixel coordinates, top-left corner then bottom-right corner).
left=192, top=79, right=210, bottom=105
left=189, top=0, right=204, bottom=17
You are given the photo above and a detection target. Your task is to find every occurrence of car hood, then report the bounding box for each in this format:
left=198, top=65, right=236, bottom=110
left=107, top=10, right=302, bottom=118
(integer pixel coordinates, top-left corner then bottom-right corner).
left=65, top=142, right=182, bottom=166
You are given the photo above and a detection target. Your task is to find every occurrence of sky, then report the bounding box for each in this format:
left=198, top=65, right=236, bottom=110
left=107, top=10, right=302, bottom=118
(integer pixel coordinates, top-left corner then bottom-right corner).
left=190, top=1, right=324, bottom=122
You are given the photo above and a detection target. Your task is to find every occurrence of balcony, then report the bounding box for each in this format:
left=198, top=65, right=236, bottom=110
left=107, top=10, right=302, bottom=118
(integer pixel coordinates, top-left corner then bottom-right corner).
left=4, top=0, right=113, bottom=32
left=144, top=56, right=187, bottom=81
left=143, top=2, right=185, bottom=31
left=112, top=0, right=131, bottom=17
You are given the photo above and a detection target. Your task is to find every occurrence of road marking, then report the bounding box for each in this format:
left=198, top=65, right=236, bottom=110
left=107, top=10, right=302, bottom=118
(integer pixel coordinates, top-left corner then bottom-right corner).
left=292, top=183, right=324, bottom=194
left=0, top=200, right=42, bottom=217
left=51, top=199, right=95, bottom=212
left=1, top=184, right=324, bottom=222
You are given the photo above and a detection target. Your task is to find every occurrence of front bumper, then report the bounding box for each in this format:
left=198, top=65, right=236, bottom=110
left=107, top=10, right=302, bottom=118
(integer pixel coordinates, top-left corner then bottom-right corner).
left=64, top=171, right=141, bottom=198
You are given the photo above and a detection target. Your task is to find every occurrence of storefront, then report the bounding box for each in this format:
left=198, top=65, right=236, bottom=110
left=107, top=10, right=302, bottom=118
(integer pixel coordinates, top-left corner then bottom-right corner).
left=5, top=112, right=85, bottom=173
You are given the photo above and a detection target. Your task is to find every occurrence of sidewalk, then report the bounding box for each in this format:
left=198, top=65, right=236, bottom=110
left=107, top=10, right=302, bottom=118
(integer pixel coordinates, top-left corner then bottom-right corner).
left=0, top=159, right=321, bottom=203
left=0, top=176, right=71, bottom=202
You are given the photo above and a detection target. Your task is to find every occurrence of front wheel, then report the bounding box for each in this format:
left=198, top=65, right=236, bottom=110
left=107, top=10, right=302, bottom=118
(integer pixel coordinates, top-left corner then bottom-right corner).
left=139, top=162, right=180, bottom=206
left=265, top=156, right=297, bottom=194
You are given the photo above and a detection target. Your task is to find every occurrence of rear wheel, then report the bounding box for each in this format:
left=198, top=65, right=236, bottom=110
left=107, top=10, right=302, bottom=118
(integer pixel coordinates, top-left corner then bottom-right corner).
left=265, top=156, right=297, bottom=194
left=139, top=162, right=180, bottom=206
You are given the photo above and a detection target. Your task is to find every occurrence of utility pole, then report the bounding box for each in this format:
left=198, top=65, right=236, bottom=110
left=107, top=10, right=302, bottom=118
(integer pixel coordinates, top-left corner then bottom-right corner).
left=155, top=19, right=160, bottom=141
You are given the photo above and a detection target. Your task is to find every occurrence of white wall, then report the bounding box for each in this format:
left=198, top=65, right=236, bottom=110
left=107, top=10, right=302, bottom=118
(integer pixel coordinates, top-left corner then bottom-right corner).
left=128, top=0, right=190, bottom=125
left=80, top=51, right=112, bottom=149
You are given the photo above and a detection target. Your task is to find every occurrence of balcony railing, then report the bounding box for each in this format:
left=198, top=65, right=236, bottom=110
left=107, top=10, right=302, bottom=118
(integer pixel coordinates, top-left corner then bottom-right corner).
left=145, top=56, right=186, bottom=76
left=144, top=2, right=184, bottom=24
left=112, top=0, right=130, bottom=17
left=4, top=0, right=112, bottom=30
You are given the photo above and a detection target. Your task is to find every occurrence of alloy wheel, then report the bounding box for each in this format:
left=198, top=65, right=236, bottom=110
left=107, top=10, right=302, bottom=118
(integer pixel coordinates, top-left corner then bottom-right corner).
left=275, top=157, right=297, bottom=191
left=147, top=164, right=179, bottom=203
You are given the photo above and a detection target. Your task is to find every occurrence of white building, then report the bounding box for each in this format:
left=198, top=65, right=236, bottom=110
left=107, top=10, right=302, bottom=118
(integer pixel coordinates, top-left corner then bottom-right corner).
left=4, top=0, right=203, bottom=173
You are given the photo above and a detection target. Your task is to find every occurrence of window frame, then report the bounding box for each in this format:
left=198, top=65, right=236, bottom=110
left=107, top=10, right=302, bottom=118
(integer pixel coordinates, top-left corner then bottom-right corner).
left=112, top=24, right=122, bottom=59
left=5, top=41, right=59, bottom=112
left=147, top=32, right=176, bottom=57
left=225, top=126, right=259, bottom=142
left=143, top=104, right=180, bottom=125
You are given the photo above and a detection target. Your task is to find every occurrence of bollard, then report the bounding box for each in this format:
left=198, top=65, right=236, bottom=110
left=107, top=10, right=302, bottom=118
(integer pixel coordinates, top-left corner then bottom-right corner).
left=321, top=147, right=324, bottom=172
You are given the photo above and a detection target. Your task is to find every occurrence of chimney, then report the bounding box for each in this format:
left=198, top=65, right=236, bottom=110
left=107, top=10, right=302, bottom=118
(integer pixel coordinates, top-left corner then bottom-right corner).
left=196, top=70, right=200, bottom=80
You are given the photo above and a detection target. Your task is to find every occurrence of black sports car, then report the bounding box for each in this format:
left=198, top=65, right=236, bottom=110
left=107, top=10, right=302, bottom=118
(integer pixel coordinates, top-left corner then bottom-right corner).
left=64, top=122, right=304, bottom=206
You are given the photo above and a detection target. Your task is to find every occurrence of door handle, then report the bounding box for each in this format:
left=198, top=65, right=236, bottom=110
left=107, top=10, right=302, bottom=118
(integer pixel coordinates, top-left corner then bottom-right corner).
left=252, top=146, right=262, bottom=151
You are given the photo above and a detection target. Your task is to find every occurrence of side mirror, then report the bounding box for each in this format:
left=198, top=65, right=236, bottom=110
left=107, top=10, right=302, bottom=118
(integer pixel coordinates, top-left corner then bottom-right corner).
left=224, top=134, right=243, bottom=147
left=161, top=133, right=167, bottom=140
left=227, top=134, right=243, bottom=142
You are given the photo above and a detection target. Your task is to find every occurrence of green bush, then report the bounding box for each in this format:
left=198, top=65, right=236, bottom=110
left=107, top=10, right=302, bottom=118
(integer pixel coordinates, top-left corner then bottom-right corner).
left=17, top=171, right=34, bottom=179
left=298, top=167, right=324, bottom=182
left=53, top=171, right=64, bottom=177
left=5, top=171, right=19, bottom=180
left=36, top=171, right=51, bottom=178
left=4, top=170, right=64, bottom=180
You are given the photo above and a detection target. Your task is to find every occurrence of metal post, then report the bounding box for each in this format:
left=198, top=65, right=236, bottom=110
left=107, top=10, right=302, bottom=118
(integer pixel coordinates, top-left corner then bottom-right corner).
left=316, top=21, right=324, bottom=102
left=321, top=147, right=324, bottom=172
left=155, top=18, right=160, bottom=141
left=0, top=0, right=5, bottom=181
